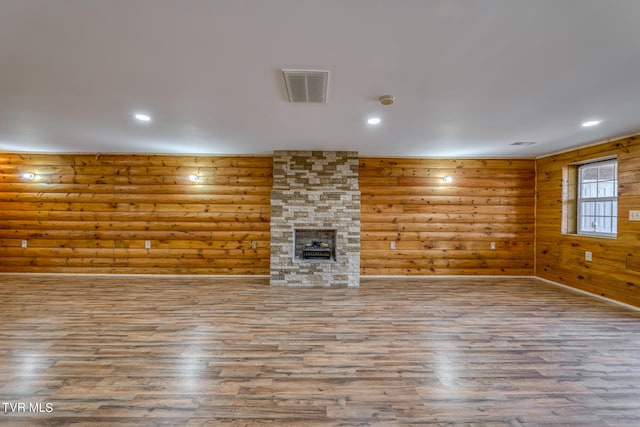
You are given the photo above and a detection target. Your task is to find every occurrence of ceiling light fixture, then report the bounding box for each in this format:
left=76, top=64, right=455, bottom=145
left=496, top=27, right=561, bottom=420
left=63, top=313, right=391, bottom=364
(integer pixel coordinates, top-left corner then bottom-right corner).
left=581, top=120, right=601, bottom=127
left=511, top=141, right=536, bottom=146
left=367, top=117, right=381, bottom=125
left=188, top=174, right=200, bottom=182
left=442, top=176, right=453, bottom=183
left=134, top=113, right=152, bottom=122
left=22, top=172, right=36, bottom=180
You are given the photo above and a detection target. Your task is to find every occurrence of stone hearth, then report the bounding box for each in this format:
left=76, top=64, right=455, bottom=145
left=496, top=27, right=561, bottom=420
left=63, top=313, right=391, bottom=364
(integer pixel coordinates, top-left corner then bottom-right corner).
left=270, top=151, right=360, bottom=287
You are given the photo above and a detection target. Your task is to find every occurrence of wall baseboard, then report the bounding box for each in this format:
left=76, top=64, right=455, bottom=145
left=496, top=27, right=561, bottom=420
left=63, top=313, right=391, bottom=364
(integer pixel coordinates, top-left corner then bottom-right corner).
left=361, top=275, right=533, bottom=279
left=0, top=272, right=270, bottom=279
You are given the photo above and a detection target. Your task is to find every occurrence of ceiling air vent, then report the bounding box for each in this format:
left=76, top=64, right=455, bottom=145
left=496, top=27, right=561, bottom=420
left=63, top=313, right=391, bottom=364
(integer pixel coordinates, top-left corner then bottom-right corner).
left=282, top=69, right=329, bottom=103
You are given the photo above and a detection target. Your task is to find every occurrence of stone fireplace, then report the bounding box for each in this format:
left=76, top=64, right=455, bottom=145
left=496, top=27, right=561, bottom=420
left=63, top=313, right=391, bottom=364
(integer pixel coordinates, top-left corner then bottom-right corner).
left=270, top=151, right=360, bottom=287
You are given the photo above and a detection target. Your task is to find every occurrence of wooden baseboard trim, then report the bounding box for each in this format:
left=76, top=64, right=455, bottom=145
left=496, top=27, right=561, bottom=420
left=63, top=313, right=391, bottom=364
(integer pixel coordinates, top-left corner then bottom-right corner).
left=361, top=275, right=532, bottom=279
left=0, top=272, right=270, bottom=279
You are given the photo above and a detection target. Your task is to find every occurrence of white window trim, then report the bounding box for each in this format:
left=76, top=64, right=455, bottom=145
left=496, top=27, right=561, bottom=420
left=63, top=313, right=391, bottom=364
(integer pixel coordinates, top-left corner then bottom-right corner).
left=576, top=159, right=618, bottom=238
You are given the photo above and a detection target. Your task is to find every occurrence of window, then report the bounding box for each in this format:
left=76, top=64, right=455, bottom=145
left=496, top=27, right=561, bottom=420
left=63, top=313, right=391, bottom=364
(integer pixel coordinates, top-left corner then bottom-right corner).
left=577, top=159, right=617, bottom=237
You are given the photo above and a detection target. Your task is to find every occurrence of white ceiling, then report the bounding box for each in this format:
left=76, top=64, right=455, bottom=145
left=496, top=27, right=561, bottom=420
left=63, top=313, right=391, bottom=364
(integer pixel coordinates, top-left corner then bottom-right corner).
left=1, top=0, right=640, bottom=158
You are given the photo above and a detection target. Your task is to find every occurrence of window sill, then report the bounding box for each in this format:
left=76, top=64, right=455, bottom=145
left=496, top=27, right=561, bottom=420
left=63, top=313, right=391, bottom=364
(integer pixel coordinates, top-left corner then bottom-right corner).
left=564, top=232, right=617, bottom=240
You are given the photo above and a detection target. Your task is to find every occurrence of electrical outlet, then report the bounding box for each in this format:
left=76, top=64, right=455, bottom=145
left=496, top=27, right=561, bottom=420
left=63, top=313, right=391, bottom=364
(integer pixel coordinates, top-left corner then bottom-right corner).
left=21, top=240, right=27, bottom=249
left=390, top=241, right=396, bottom=250
left=145, top=240, right=151, bottom=249
left=630, top=210, right=640, bottom=221
left=585, top=251, right=592, bottom=262
left=490, top=242, right=496, bottom=250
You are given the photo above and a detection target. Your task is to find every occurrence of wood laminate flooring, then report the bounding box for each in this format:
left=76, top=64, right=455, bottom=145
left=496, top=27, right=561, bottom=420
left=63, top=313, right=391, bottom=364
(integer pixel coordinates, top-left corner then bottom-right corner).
left=0, top=275, right=639, bottom=426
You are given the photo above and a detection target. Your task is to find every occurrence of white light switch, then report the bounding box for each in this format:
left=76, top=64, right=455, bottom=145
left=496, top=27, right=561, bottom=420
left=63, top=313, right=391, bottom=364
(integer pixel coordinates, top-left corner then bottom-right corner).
left=490, top=242, right=496, bottom=250
left=630, top=210, right=640, bottom=221
left=145, top=240, right=151, bottom=249
left=585, top=251, right=592, bottom=262
left=21, top=240, right=27, bottom=249
left=390, top=241, right=396, bottom=250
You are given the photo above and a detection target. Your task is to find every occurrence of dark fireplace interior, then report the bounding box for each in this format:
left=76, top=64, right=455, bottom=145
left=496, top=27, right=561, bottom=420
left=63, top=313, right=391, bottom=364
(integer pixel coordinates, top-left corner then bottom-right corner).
left=294, top=229, right=337, bottom=261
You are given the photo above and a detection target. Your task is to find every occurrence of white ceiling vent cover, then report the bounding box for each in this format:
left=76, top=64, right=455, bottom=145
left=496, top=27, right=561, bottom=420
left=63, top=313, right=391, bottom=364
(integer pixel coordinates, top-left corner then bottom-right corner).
left=282, top=69, right=329, bottom=103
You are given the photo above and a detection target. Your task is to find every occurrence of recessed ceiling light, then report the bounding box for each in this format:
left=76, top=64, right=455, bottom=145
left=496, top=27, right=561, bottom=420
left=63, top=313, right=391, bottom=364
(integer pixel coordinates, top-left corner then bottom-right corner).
left=134, top=113, right=152, bottom=122
left=367, top=117, right=381, bottom=125
left=581, top=120, right=601, bottom=127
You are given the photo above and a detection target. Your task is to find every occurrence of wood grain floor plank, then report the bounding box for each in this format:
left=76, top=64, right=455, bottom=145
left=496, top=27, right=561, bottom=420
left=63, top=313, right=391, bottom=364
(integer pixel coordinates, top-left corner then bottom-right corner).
left=0, top=275, right=639, bottom=426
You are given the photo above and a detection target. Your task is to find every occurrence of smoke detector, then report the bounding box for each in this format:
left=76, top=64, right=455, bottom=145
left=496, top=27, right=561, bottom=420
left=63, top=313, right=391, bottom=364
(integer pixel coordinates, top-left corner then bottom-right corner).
left=379, top=95, right=395, bottom=105
left=282, top=69, right=329, bottom=103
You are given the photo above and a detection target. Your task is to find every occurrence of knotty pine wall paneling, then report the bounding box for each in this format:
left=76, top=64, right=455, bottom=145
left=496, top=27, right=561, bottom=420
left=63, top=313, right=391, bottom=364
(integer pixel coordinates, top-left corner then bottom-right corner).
left=359, top=158, right=535, bottom=275
left=0, top=154, right=272, bottom=274
left=536, top=134, right=640, bottom=307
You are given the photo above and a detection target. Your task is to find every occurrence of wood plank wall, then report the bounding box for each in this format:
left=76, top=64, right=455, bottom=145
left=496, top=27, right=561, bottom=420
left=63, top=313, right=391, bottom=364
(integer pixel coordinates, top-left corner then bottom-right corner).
left=0, top=153, right=272, bottom=274
left=536, top=134, right=640, bottom=307
left=359, top=158, right=535, bottom=275
left=1, top=153, right=537, bottom=277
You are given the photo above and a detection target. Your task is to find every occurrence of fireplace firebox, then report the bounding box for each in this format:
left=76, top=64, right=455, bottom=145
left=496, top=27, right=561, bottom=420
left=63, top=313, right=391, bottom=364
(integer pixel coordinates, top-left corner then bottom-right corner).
left=294, top=229, right=336, bottom=262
